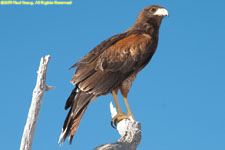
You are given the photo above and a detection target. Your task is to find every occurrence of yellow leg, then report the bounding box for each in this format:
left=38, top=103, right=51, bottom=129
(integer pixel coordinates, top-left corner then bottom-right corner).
left=111, top=90, right=128, bottom=128
left=112, top=90, right=122, bottom=113
left=122, top=96, right=135, bottom=120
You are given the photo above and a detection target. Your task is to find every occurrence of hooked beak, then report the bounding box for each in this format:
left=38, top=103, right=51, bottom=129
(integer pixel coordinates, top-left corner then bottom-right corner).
left=154, top=8, right=169, bottom=17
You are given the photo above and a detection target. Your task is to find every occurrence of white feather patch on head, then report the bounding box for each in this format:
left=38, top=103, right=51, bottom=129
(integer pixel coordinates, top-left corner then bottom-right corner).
left=154, top=8, right=169, bottom=16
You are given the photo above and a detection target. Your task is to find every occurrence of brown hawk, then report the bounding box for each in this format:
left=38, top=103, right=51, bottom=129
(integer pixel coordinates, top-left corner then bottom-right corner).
left=59, top=5, right=168, bottom=144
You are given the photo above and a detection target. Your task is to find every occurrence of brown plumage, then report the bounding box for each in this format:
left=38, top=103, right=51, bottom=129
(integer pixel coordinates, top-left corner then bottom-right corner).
left=59, top=5, right=168, bottom=144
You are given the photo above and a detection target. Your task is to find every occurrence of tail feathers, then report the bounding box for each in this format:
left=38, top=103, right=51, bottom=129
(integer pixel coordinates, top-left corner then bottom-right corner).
left=58, top=89, right=95, bottom=145
left=64, top=85, right=78, bottom=110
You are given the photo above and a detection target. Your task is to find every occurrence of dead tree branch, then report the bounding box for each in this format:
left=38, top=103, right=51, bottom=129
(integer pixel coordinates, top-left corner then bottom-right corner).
left=20, top=55, right=54, bottom=150
left=95, top=102, right=142, bottom=150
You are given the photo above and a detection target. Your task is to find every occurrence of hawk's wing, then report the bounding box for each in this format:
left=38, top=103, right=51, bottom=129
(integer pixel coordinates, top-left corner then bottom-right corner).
left=70, top=32, right=128, bottom=69
left=72, top=33, right=154, bottom=95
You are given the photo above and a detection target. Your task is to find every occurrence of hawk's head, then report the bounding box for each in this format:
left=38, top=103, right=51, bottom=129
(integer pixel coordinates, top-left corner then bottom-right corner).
left=137, top=5, right=169, bottom=25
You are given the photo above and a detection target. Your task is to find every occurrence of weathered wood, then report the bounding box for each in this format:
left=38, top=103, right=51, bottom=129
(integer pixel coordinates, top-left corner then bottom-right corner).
left=20, top=55, right=54, bottom=150
left=95, top=102, right=142, bottom=150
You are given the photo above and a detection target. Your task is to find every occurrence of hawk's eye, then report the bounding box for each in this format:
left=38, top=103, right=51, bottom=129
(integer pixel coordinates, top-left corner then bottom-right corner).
left=150, top=8, right=157, bottom=13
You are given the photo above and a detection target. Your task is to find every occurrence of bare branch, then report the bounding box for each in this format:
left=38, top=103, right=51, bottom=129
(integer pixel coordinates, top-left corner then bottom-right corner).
left=45, top=86, right=55, bottom=91
left=95, top=102, right=142, bottom=150
left=20, top=55, right=53, bottom=150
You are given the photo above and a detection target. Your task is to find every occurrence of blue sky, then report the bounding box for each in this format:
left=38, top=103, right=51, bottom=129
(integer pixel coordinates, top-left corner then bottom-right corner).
left=1, top=0, right=225, bottom=149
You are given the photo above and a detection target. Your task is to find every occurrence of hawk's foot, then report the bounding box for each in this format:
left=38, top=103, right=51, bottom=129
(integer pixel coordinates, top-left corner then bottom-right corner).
left=111, top=112, right=129, bottom=128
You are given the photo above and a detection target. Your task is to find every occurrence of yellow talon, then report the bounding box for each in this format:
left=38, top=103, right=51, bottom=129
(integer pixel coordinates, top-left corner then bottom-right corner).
left=111, top=112, right=129, bottom=128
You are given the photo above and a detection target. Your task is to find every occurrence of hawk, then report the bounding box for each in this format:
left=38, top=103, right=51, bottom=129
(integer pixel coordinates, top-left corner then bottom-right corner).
left=59, top=5, right=168, bottom=144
